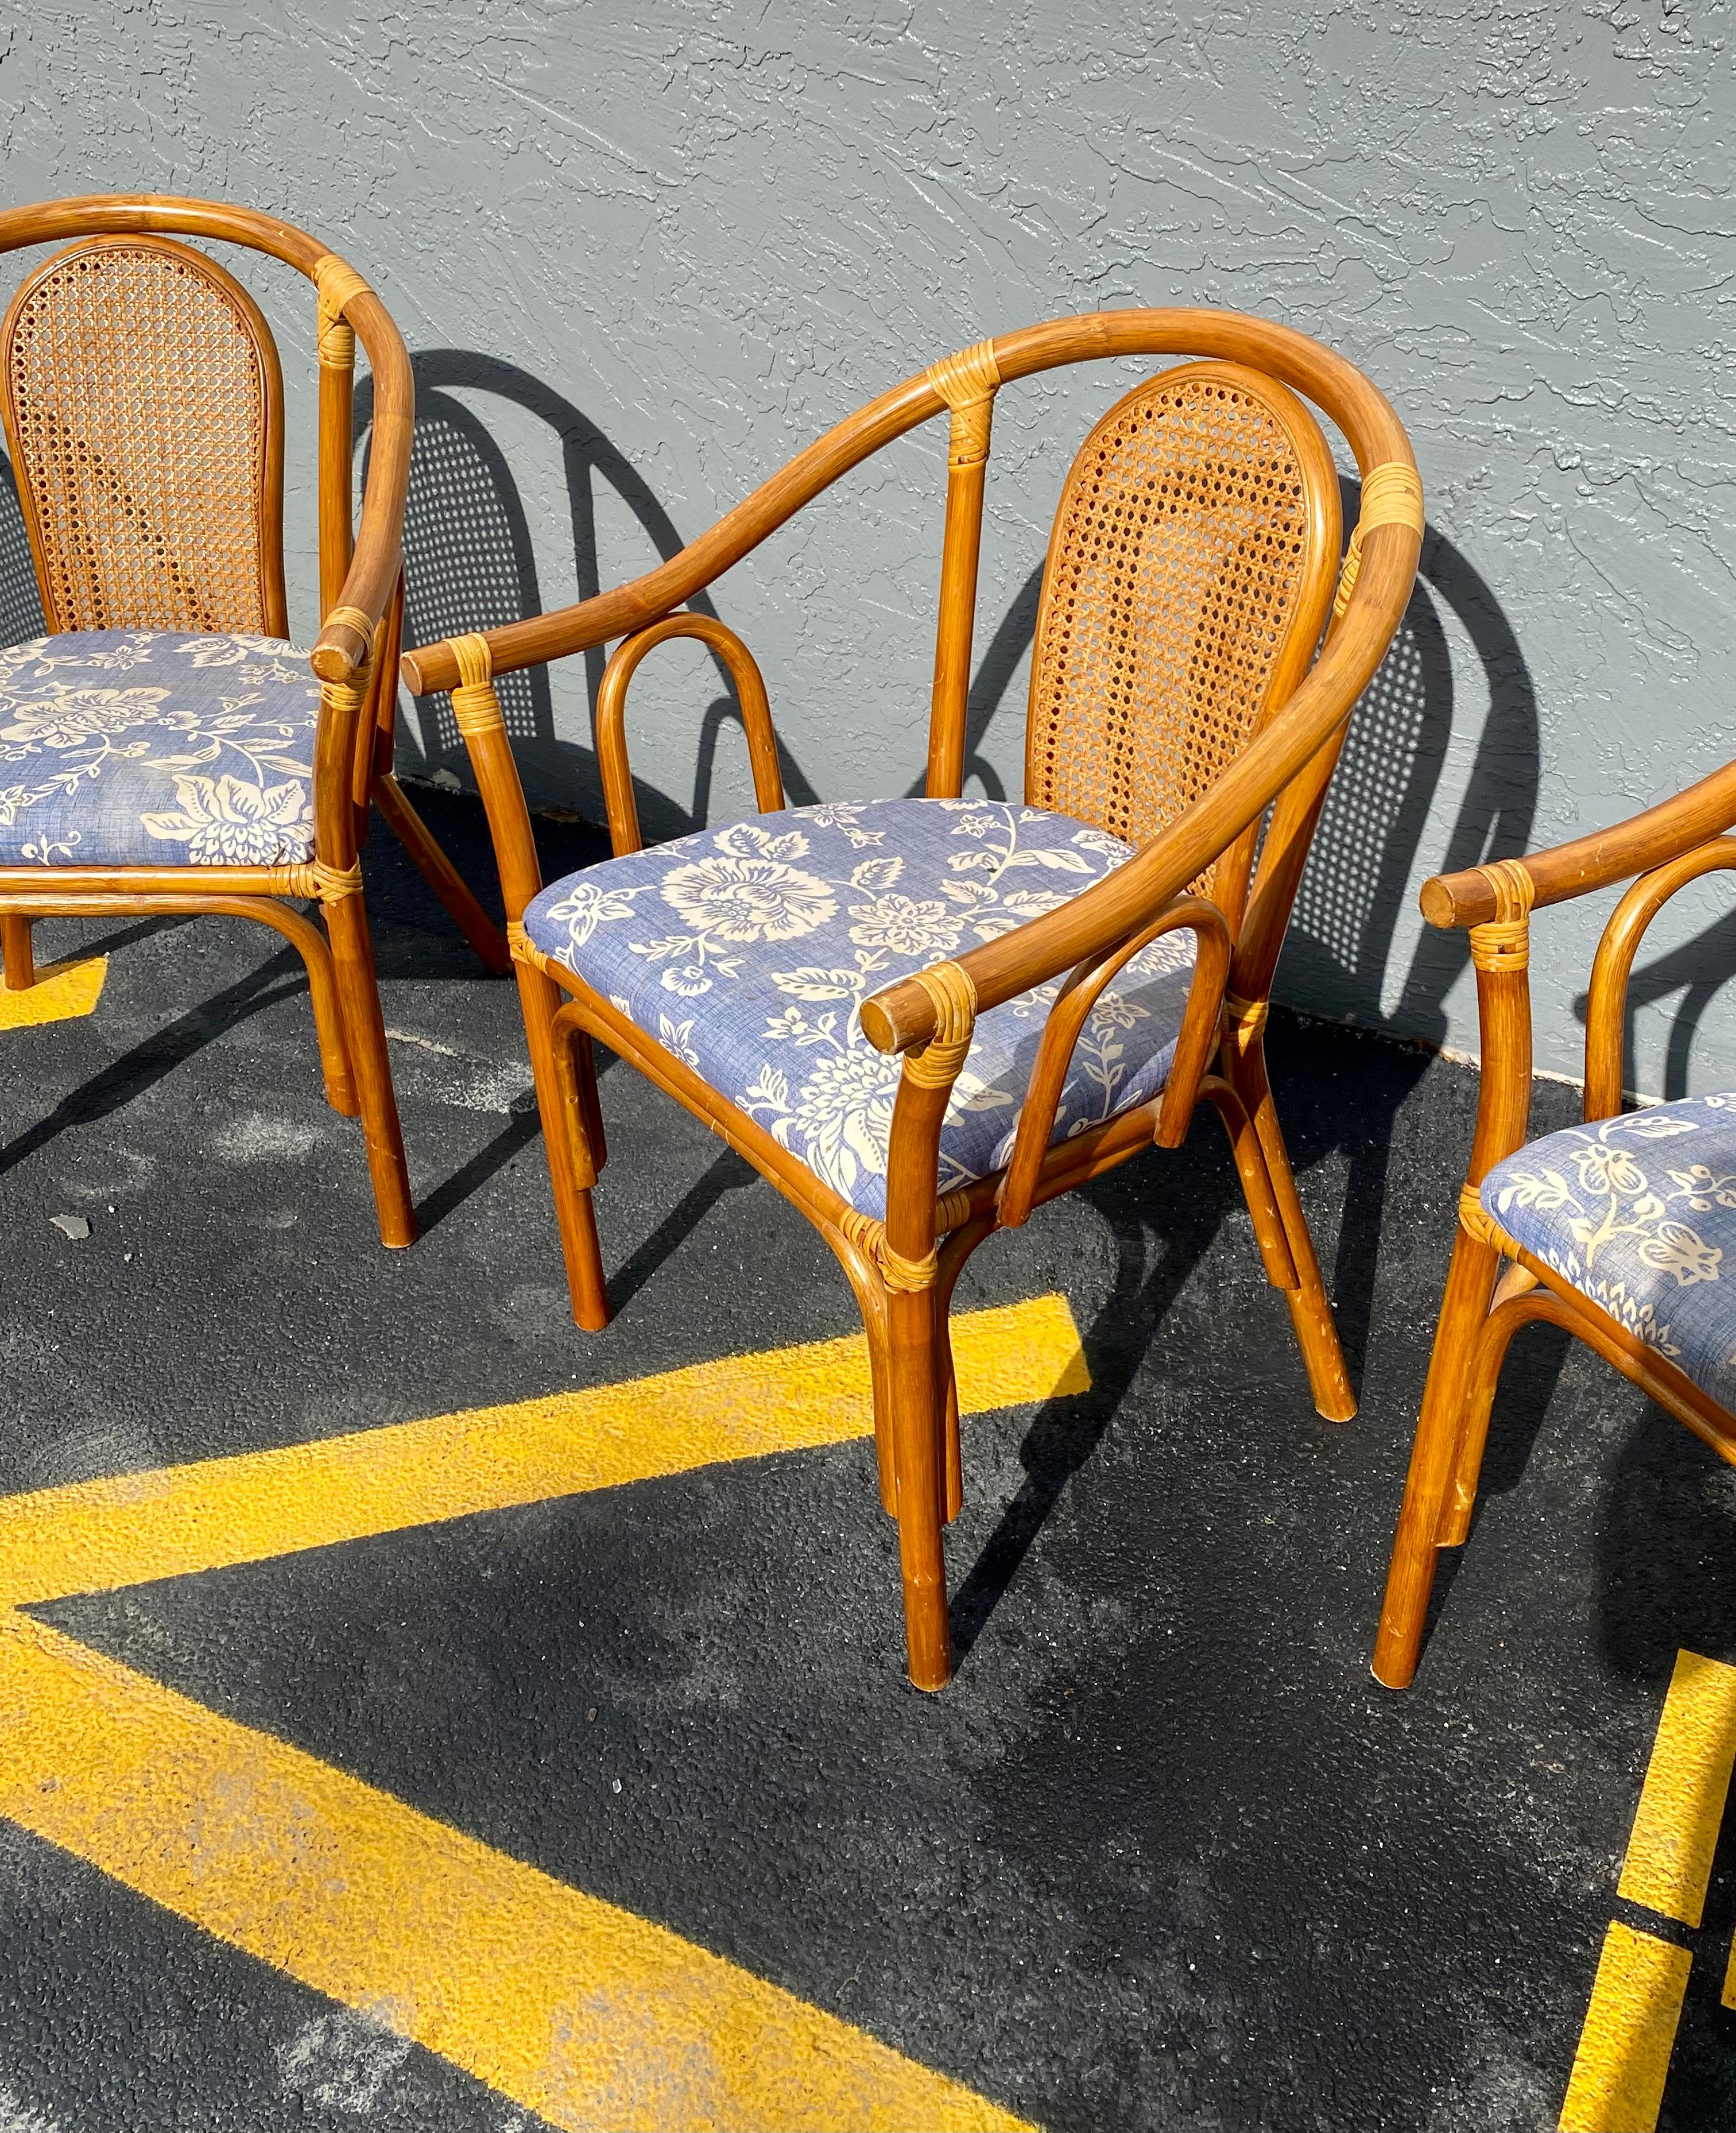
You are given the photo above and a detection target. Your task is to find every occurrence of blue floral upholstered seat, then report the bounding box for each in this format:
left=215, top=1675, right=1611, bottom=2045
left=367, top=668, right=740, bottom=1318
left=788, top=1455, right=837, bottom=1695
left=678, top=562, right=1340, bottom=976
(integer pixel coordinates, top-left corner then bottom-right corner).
left=0, top=630, right=320, bottom=868
left=523, top=796, right=1200, bottom=1221
left=1481, top=1094, right=1736, bottom=1409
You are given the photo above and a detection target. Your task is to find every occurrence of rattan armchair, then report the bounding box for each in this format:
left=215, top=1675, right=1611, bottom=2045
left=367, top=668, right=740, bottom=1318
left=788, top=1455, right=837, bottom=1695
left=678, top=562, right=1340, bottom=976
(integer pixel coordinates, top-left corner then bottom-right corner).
left=1375, top=772, right=1736, bottom=1687
left=0, top=195, right=509, bottom=1248
left=405, top=311, right=1423, bottom=1686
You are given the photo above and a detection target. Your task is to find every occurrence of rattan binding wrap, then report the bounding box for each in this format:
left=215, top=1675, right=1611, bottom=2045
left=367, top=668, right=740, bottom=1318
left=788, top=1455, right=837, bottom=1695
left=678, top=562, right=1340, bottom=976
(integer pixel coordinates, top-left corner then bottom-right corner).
left=1025, top=362, right=1335, bottom=896
left=1, top=237, right=281, bottom=634
left=448, top=630, right=506, bottom=736
left=1331, top=460, right=1425, bottom=624
left=836, top=1207, right=940, bottom=1294
left=1468, top=855, right=1536, bottom=973
left=312, top=253, right=370, bottom=370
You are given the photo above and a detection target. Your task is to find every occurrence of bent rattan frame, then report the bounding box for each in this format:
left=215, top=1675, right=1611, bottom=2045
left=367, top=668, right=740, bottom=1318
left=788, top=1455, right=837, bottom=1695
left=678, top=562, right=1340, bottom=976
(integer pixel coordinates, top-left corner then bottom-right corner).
left=405, top=308, right=1423, bottom=1687
left=0, top=193, right=512, bottom=1249
left=1374, top=796, right=1736, bottom=1689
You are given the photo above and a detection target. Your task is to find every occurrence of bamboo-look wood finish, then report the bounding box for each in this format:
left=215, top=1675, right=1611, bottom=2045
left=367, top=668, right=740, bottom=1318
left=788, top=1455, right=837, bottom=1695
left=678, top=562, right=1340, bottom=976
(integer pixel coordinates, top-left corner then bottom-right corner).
left=0, top=193, right=510, bottom=1248
left=1375, top=800, right=1736, bottom=1688
left=414, top=313, right=1423, bottom=1687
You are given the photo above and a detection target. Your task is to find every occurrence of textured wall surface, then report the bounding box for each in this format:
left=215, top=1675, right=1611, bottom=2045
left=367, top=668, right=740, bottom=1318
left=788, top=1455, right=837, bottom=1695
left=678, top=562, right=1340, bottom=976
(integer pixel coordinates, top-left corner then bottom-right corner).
left=1, top=1, right=1731, bottom=1089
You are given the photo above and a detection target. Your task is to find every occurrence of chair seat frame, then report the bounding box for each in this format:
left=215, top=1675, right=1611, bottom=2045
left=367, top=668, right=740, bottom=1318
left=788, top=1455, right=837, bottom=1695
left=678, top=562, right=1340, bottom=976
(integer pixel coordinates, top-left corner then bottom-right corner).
left=405, top=309, right=1423, bottom=1687
left=1374, top=798, right=1736, bottom=1688
left=0, top=195, right=512, bottom=1248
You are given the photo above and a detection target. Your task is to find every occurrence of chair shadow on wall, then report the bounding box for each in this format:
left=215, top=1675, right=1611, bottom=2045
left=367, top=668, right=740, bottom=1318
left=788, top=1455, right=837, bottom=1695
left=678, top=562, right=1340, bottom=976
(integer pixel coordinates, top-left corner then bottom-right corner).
left=355, top=351, right=822, bottom=866
left=351, top=350, right=832, bottom=1234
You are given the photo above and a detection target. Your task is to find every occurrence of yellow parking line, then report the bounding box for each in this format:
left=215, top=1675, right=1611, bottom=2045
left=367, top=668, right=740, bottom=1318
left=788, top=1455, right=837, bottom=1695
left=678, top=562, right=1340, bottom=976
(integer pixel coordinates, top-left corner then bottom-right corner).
left=1558, top=1922, right=1691, bottom=2133
left=0, top=1613, right=1033, bottom=2132
left=0, top=955, right=107, bottom=1029
left=0, top=1292, right=1089, bottom=1606
left=0, top=1294, right=1083, bottom=2128
left=1615, top=1649, right=1736, bottom=1928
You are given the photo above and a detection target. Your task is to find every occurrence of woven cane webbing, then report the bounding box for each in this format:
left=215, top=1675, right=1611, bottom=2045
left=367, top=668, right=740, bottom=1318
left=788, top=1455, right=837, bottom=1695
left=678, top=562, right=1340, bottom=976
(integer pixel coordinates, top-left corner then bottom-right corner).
left=1026, top=362, right=1335, bottom=894
left=1, top=237, right=280, bottom=633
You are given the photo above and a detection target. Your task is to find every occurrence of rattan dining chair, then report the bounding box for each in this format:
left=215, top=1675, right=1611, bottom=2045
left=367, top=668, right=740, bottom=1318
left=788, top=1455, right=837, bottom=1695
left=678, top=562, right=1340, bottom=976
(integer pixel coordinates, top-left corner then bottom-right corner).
left=1375, top=773, right=1736, bottom=1687
left=405, top=310, right=1423, bottom=1686
left=0, top=194, right=509, bottom=1248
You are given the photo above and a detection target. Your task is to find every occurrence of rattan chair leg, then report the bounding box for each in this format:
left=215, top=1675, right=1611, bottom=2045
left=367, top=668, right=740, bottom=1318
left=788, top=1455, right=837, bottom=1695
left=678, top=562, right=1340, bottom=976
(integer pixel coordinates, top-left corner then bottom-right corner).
left=372, top=773, right=511, bottom=975
left=1198, top=1075, right=1299, bottom=1290
left=1371, top=1225, right=1501, bottom=1687
left=935, top=1215, right=995, bottom=1523
left=1432, top=1289, right=1531, bottom=1550
left=1230, top=1038, right=1355, bottom=1421
left=231, top=896, right=355, bottom=1117
left=526, top=973, right=611, bottom=1330
left=1, top=916, right=33, bottom=990
left=840, top=1255, right=898, bottom=1515
left=323, top=891, right=416, bottom=1248
left=887, top=1281, right=952, bottom=1690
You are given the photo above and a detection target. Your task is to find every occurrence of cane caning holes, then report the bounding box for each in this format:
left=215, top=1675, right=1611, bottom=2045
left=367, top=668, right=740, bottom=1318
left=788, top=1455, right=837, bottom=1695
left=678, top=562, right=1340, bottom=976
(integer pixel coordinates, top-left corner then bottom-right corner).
left=3, top=242, right=273, bottom=633
left=1028, top=368, right=1324, bottom=899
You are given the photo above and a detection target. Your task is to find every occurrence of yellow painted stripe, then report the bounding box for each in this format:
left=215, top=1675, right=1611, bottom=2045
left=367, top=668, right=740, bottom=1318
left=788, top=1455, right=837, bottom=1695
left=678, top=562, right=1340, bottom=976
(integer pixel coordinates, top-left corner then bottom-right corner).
left=0, top=955, right=107, bottom=1028
left=0, top=1293, right=1088, bottom=1605
left=0, top=1614, right=1033, bottom=2132
left=1559, top=1921, right=1690, bottom=2133
left=1616, top=1648, right=1736, bottom=1927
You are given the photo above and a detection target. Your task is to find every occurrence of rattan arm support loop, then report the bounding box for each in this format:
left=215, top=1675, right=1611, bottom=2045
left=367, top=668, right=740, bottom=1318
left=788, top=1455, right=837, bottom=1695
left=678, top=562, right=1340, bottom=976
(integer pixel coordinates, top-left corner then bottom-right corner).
left=596, top=614, right=783, bottom=857
left=1584, top=837, right=1736, bottom=1119
left=1332, top=460, right=1425, bottom=623
left=997, top=897, right=1230, bottom=1229
left=863, top=529, right=1418, bottom=1054
left=926, top=338, right=1002, bottom=467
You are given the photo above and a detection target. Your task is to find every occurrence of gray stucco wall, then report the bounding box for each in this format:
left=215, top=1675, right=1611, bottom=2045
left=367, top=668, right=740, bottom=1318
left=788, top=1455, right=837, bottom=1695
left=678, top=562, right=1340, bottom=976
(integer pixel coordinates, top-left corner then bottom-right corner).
left=2, top=2, right=1731, bottom=1093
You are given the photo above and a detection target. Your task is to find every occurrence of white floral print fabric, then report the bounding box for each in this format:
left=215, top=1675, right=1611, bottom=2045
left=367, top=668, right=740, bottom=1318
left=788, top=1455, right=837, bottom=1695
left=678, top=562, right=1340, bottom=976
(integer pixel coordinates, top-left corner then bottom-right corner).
left=1482, top=1094, right=1736, bottom=1404
left=0, top=630, right=320, bottom=868
left=524, top=797, right=1200, bottom=1220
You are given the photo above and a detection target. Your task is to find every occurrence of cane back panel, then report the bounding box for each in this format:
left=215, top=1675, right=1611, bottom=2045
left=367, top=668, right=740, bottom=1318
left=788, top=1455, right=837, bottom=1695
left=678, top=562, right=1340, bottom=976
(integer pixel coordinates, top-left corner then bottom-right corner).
left=1025, top=360, right=1340, bottom=897
left=1, top=235, right=286, bottom=637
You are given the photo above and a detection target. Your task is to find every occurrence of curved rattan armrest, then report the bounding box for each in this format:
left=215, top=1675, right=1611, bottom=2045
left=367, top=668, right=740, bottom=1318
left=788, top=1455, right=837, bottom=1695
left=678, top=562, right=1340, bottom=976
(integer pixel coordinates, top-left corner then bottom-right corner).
left=401, top=303, right=1418, bottom=699
left=308, top=282, right=412, bottom=686
left=1420, top=755, right=1736, bottom=931
left=994, top=897, right=1231, bottom=1229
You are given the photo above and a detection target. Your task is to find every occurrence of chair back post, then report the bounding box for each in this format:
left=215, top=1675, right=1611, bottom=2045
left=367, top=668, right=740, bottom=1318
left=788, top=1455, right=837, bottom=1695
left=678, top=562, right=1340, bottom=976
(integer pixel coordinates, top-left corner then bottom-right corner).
left=313, top=253, right=363, bottom=618
left=923, top=340, right=1001, bottom=798
left=354, top=570, right=406, bottom=822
